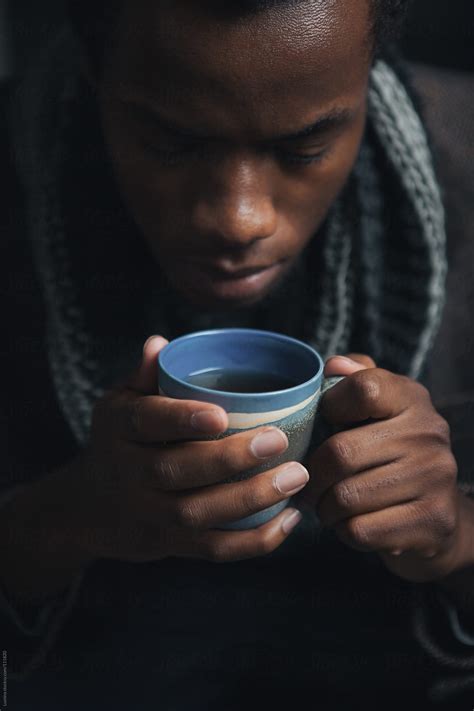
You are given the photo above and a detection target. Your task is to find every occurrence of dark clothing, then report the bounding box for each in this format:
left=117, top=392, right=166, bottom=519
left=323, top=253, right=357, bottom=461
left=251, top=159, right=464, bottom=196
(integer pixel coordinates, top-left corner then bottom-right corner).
left=1, top=63, right=474, bottom=710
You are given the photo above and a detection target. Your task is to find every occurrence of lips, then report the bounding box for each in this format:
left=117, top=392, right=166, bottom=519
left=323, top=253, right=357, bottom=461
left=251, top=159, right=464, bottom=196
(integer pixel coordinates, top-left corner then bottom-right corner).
left=186, top=252, right=284, bottom=275
left=183, top=260, right=285, bottom=302
left=201, top=263, right=274, bottom=279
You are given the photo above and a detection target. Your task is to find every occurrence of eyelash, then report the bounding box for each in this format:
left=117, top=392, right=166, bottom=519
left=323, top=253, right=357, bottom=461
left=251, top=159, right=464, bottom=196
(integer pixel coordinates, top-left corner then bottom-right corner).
left=275, top=148, right=328, bottom=166
left=141, top=138, right=328, bottom=168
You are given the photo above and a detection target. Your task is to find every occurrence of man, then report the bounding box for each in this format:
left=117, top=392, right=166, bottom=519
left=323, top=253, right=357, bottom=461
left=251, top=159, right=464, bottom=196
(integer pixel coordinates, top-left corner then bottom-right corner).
left=1, top=1, right=473, bottom=708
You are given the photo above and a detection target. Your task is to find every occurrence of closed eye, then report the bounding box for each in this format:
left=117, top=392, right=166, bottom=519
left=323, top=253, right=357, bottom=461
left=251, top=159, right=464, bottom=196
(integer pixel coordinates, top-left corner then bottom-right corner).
left=274, top=146, right=329, bottom=165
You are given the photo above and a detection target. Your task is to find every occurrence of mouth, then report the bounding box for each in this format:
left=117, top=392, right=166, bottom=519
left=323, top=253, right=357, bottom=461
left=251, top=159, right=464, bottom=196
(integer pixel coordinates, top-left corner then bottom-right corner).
left=202, top=262, right=276, bottom=278
left=182, top=260, right=286, bottom=302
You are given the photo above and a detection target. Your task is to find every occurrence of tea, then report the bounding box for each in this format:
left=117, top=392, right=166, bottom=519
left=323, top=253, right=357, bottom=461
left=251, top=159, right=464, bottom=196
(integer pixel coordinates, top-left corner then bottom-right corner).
left=185, top=368, right=299, bottom=393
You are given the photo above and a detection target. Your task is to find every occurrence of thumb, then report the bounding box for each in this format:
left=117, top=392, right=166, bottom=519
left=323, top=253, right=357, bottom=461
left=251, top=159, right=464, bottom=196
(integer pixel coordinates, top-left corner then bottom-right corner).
left=125, top=335, right=170, bottom=394
left=324, top=353, right=376, bottom=377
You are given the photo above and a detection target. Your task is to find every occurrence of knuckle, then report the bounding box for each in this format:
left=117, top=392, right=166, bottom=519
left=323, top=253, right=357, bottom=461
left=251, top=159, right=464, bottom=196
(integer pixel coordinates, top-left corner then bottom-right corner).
left=242, top=479, right=269, bottom=513
left=178, top=402, right=197, bottom=431
left=255, top=530, right=279, bottom=557
left=327, top=435, right=353, bottom=470
left=344, top=517, right=371, bottom=547
left=431, top=415, right=452, bottom=447
left=442, top=511, right=457, bottom=538
left=260, top=533, right=279, bottom=555
left=215, top=439, right=240, bottom=475
left=432, top=451, right=458, bottom=487
left=154, top=454, right=183, bottom=490
left=431, top=501, right=457, bottom=537
left=174, top=496, right=203, bottom=529
left=332, top=481, right=359, bottom=512
left=415, top=381, right=431, bottom=401
left=420, top=499, right=456, bottom=538
left=351, top=371, right=381, bottom=408
left=444, top=452, right=459, bottom=481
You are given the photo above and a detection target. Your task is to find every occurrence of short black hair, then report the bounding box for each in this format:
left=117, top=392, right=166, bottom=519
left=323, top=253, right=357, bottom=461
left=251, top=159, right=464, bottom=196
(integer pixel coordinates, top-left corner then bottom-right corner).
left=68, top=0, right=412, bottom=71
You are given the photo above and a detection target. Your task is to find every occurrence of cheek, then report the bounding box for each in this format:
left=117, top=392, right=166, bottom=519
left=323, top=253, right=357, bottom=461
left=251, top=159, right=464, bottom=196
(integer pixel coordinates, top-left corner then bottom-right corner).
left=282, top=131, right=365, bottom=238
left=101, top=108, right=186, bottom=237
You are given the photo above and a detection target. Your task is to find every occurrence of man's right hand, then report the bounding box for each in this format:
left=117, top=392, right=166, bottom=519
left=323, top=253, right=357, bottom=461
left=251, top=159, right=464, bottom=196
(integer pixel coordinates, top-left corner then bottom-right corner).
left=0, top=336, right=309, bottom=604
left=60, top=335, right=309, bottom=566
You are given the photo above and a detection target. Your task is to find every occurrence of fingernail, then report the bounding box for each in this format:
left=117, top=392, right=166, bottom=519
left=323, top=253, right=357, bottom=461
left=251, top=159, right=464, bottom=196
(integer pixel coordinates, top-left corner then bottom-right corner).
left=250, top=428, right=289, bottom=459
left=274, top=463, right=309, bottom=495
left=144, top=335, right=168, bottom=353
left=282, top=508, right=303, bottom=534
left=327, top=356, right=358, bottom=366
left=191, top=410, right=226, bottom=433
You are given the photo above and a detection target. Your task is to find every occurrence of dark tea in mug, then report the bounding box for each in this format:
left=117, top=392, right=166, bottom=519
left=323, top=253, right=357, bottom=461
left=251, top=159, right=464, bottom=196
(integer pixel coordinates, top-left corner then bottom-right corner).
left=185, top=368, right=299, bottom=393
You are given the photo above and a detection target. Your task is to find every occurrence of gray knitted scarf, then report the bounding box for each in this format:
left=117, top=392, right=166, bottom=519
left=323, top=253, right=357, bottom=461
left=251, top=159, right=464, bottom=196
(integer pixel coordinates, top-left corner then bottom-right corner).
left=11, top=26, right=447, bottom=451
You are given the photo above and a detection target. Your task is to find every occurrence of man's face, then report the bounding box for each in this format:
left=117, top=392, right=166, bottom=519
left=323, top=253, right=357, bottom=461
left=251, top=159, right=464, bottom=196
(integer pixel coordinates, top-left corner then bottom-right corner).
left=98, top=0, right=371, bottom=309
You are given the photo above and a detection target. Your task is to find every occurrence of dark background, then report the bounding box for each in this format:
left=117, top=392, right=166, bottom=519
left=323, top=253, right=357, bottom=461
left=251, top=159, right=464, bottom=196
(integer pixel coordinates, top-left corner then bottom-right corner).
left=402, top=0, right=473, bottom=71
left=2, top=0, right=474, bottom=79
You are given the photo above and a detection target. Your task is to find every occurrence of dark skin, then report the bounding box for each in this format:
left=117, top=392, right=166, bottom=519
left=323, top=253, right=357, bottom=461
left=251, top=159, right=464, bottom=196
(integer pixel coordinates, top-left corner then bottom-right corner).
left=98, top=0, right=370, bottom=308
left=1, top=0, right=473, bottom=613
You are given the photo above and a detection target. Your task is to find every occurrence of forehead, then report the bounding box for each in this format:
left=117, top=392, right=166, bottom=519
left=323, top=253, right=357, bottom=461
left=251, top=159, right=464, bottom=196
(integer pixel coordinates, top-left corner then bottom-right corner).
left=107, top=0, right=371, bottom=130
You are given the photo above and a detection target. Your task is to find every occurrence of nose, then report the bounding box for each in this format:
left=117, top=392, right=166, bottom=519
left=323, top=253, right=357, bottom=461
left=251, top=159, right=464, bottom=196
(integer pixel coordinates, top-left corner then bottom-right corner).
left=191, top=152, right=278, bottom=249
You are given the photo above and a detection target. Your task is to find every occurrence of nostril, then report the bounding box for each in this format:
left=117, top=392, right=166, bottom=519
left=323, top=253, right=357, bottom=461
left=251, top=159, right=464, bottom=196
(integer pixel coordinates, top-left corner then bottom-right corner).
left=192, top=208, right=277, bottom=246
left=191, top=178, right=277, bottom=246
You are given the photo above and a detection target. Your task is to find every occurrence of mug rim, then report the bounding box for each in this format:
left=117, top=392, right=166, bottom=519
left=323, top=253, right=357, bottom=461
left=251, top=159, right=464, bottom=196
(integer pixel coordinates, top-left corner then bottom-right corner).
left=158, top=328, right=324, bottom=400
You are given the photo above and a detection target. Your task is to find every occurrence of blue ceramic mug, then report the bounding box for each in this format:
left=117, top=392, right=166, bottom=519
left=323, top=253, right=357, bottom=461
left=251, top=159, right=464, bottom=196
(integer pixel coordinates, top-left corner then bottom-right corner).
left=158, top=328, right=343, bottom=530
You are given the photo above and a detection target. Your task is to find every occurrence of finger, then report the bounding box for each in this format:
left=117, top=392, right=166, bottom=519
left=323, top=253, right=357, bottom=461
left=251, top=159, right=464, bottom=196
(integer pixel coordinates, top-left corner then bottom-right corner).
left=312, top=459, right=429, bottom=527
left=131, top=425, right=290, bottom=490
left=331, top=498, right=457, bottom=557
left=295, top=420, right=402, bottom=507
left=169, top=462, right=309, bottom=529
left=324, top=353, right=376, bottom=377
left=177, top=506, right=304, bottom=563
left=313, top=449, right=458, bottom=528
left=345, top=353, right=377, bottom=368
left=125, top=336, right=169, bottom=394
left=103, top=389, right=229, bottom=443
left=319, top=368, right=429, bottom=425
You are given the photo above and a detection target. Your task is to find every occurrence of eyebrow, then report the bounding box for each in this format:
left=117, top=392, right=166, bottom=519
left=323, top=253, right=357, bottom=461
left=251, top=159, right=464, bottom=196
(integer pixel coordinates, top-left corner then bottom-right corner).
left=266, top=108, right=355, bottom=142
left=122, top=97, right=355, bottom=144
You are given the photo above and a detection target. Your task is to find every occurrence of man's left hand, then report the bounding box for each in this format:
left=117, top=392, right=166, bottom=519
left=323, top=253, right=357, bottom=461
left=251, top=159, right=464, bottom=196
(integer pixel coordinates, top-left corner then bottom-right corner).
left=294, top=354, right=474, bottom=583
